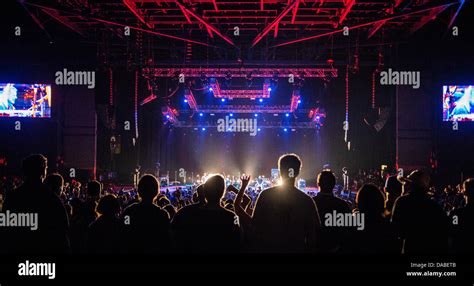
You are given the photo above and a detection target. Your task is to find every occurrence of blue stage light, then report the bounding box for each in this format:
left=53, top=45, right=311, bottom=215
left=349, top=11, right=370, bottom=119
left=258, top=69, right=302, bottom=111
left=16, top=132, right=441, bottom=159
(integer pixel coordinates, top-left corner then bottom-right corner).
left=202, top=127, right=206, bottom=131
left=285, top=113, right=290, bottom=117
left=283, top=128, right=288, bottom=132
left=166, top=115, right=170, bottom=119
left=267, top=87, right=272, bottom=92
left=209, top=87, right=213, bottom=92
left=297, top=100, right=301, bottom=103
left=257, top=128, right=261, bottom=132
left=199, top=113, right=203, bottom=117
left=259, top=98, right=263, bottom=103
left=221, top=98, right=226, bottom=102
left=229, top=113, right=233, bottom=117
left=254, top=113, right=258, bottom=117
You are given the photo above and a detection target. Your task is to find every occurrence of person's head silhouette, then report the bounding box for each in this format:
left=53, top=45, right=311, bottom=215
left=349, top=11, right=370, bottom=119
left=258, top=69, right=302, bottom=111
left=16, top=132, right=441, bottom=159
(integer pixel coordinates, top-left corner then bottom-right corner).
left=44, top=173, right=64, bottom=196
left=398, top=170, right=430, bottom=195
left=356, top=184, right=385, bottom=218
left=317, top=170, right=336, bottom=193
left=278, top=153, right=301, bottom=187
left=385, top=175, right=402, bottom=198
left=463, top=178, right=474, bottom=204
left=22, top=154, right=47, bottom=182
left=203, top=174, right=226, bottom=206
left=87, top=180, right=102, bottom=202
left=137, top=174, right=159, bottom=204
left=96, top=194, right=120, bottom=217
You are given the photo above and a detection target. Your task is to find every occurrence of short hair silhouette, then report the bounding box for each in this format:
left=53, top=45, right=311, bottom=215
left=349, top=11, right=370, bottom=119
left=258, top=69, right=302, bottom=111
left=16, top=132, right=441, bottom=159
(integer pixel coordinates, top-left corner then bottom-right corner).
left=96, top=194, right=120, bottom=216
left=44, top=173, right=64, bottom=196
left=317, top=170, right=336, bottom=193
left=137, top=174, right=159, bottom=202
left=203, top=174, right=225, bottom=204
left=385, top=175, right=402, bottom=195
left=278, top=153, right=301, bottom=179
left=464, top=178, right=474, bottom=199
left=87, top=180, right=102, bottom=198
left=356, top=184, right=385, bottom=216
left=22, top=154, right=47, bottom=180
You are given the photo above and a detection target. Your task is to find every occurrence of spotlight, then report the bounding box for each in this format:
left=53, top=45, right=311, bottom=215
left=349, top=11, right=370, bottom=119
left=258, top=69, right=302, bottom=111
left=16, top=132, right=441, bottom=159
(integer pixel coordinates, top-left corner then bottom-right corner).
left=202, top=127, right=206, bottom=131
left=221, top=98, right=226, bottom=102
left=285, top=113, right=290, bottom=117
left=166, top=115, right=170, bottom=119
left=267, top=87, right=272, bottom=92
left=259, top=98, right=263, bottom=103
left=257, top=128, right=261, bottom=132
left=284, top=128, right=288, bottom=132
left=199, top=113, right=203, bottom=117
left=297, top=100, right=301, bottom=104
left=184, top=99, right=188, bottom=103
left=229, top=113, right=233, bottom=117
left=209, top=87, right=213, bottom=92
left=254, top=113, right=258, bottom=117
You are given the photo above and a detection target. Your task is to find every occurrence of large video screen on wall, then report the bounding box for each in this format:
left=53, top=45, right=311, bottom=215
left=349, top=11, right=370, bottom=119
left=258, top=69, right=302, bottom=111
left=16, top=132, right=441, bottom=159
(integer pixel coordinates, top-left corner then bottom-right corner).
left=443, top=85, right=474, bottom=122
left=0, top=83, right=52, bottom=118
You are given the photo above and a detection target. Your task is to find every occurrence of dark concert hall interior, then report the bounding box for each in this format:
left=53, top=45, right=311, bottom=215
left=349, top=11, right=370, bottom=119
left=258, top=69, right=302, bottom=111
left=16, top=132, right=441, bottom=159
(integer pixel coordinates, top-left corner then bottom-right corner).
left=0, top=0, right=473, bottom=282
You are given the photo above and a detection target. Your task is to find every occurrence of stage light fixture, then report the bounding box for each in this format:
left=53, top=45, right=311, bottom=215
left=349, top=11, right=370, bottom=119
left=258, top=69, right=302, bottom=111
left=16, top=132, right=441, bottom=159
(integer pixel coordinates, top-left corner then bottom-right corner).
left=199, top=113, right=204, bottom=117
left=285, top=113, right=290, bottom=117
left=202, top=127, right=206, bottom=131
left=184, top=99, right=188, bottom=103
left=229, top=113, right=234, bottom=117
left=284, top=128, right=288, bottom=132
left=259, top=98, right=264, bottom=103
left=254, top=113, right=258, bottom=117
left=257, top=128, right=261, bottom=132
left=221, top=98, right=226, bottom=102
left=298, top=100, right=301, bottom=104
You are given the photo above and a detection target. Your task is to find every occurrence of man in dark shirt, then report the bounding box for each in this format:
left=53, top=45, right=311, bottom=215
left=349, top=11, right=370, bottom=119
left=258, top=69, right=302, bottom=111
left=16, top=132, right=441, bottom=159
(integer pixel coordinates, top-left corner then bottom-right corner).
left=391, top=170, right=449, bottom=254
left=449, top=178, right=474, bottom=253
left=2, top=154, right=69, bottom=254
left=313, top=170, right=351, bottom=253
left=171, top=175, right=240, bottom=253
left=252, top=154, right=320, bottom=253
left=122, top=174, right=170, bottom=254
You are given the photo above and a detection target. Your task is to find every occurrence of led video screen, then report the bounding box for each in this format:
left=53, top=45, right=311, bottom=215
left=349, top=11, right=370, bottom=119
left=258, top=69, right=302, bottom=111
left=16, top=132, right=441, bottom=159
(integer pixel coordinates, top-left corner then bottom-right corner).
left=0, top=83, right=51, bottom=118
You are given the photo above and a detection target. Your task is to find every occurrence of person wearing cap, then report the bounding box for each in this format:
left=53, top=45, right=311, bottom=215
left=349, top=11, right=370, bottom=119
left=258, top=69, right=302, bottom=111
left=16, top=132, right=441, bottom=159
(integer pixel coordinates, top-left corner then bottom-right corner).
left=391, top=170, right=449, bottom=254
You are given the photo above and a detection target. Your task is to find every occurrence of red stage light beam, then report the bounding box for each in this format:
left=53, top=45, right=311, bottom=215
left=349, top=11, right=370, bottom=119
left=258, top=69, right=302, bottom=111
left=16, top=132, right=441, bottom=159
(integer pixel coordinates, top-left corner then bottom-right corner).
left=272, top=1, right=459, bottom=48
left=175, top=1, right=235, bottom=47
left=252, top=0, right=300, bottom=47
left=123, top=0, right=153, bottom=29
left=25, top=2, right=215, bottom=47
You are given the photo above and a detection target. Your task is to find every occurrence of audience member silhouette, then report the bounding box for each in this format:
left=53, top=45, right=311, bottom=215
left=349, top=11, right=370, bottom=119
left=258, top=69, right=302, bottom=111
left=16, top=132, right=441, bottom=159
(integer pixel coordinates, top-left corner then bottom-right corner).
left=157, top=195, right=177, bottom=220
left=313, top=170, right=351, bottom=253
left=449, top=178, right=474, bottom=253
left=85, top=194, right=121, bottom=254
left=171, top=175, right=240, bottom=253
left=252, top=154, right=320, bottom=253
left=384, top=175, right=402, bottom=217
left=391, top=170, right=449, bottom=254
left=44, top=173, right=64, bottom=197
left=121, top=174, right=170, bottom=254
left=343, top=184, right=399, bottom=253
left=2, top=154, right=69, bottom=254
left=69, top=180, right=102, bottom=253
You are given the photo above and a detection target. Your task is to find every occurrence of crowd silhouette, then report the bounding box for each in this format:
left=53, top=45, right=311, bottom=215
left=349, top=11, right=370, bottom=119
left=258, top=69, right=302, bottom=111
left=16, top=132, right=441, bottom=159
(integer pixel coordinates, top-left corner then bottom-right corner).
left=0, top=153, right=473, bottom=255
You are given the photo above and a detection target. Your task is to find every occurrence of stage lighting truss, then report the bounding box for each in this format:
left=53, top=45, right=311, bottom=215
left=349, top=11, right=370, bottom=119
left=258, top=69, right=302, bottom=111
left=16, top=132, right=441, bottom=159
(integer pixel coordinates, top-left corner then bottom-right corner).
left=161, top=106, right=179, bottom=124
left=143, top=67, right=338, bottom=79
left=209, top=80, right=271, bottom=99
